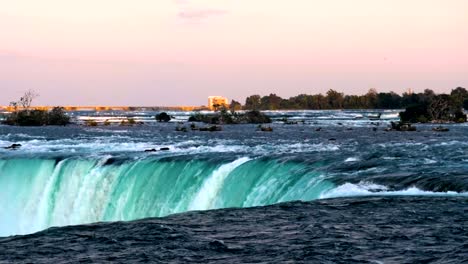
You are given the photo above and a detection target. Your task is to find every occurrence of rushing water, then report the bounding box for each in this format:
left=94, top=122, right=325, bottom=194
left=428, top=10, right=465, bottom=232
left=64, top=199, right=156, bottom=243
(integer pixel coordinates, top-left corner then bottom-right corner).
left=0, top=110, right=467, bottom=262
left=1, top=196, right=467, bottom=263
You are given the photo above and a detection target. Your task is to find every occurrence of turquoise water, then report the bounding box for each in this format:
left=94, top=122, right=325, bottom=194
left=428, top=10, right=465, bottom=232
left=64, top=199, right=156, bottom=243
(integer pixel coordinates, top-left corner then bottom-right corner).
left=0, top=156, right=335, bottom=236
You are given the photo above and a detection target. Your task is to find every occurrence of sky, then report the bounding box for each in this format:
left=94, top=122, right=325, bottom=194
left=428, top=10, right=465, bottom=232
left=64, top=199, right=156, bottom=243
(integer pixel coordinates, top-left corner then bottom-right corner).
left=1, top=0, right=468, bottom=106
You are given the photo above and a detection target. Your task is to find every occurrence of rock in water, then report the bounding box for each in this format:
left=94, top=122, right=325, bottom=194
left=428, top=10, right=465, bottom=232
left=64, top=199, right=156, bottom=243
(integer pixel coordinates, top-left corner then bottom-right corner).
left=4, top=144, right=22, bottom=150
left=260, top=126, right=273, bottom=132
left=432, top=126, right=449, bottom=132
left=208, top=240, right=229, bottom=252
left=155, top=112, right=172, bottom=122
left=389, top=122, right=417, bottom=132
left=200, top=126, right=223, bottom=132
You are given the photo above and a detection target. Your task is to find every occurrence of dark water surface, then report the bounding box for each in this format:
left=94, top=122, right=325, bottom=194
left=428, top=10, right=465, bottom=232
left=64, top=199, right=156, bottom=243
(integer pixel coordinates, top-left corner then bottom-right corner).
left=1, top=197, right=467, bottom=263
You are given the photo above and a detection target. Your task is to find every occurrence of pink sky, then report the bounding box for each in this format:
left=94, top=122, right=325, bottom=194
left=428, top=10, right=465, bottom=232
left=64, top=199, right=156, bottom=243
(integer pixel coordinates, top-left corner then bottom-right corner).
left=1, top=0, right=468, bottom=106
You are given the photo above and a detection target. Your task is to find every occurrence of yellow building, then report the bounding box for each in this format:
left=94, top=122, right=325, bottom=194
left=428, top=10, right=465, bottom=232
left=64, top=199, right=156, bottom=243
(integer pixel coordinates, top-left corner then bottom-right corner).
left=208, top=96, right=229, bottom=110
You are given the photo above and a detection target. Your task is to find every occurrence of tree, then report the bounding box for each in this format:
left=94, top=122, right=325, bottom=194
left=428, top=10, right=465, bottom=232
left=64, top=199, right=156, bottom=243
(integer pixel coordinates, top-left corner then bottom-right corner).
left=428, top=95, right=450, bottom=121
left=9, top=101, right=19, bottom=112
left=344, top=95, right=366, bottom=109
left=326, top=89, right=344, bottom=109
left=464, top=99, right=468, bottom=110
left=287, top=95, right=306, bottom=109
left=8, top=89, right=39, bottom=113
left=423, top=89, right=436, bottom=98
left=245, top=95, right=261, bottom=110
left=450, top=87, right=468, bottom=109
left=376, top=92, right=402, bottom=109
left=229, top=100, right=242, bottom=112
left=364, top=88, right=378, bottom=108
left=401, top=92, right=421, bottom=107
left=18, top=89, right=39, bottom=110
left=260, top=94, right=282, bottom=110
left=236, top=87, right=468, bottom=116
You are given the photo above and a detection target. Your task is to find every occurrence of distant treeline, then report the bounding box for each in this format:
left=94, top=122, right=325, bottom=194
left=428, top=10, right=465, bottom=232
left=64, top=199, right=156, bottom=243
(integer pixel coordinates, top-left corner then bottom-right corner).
left=228, top=87, right=468, bottom=111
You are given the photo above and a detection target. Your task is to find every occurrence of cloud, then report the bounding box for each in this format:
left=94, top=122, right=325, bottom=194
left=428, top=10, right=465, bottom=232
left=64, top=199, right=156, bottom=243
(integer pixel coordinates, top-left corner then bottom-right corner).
left=178, top=9, right=228, bottom=21
left=173, top=0, right=228, bottom=22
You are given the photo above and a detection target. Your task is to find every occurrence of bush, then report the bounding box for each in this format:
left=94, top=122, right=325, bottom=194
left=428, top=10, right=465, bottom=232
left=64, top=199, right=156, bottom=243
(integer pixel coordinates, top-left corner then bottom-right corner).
left=188, top=113, right=216, bottom=123
left=241, top=110, right=272, bottom=124
left=156, top=112, right=171, bottom=122
left=3, top=107, right=70, bottom=126
left=48, top=107, right=71, bottom=126
left=400, top=104, right=430, bottom=123
left=16, top=110, right=48, bottom=126
left=400, top=102, right=467, bottom=123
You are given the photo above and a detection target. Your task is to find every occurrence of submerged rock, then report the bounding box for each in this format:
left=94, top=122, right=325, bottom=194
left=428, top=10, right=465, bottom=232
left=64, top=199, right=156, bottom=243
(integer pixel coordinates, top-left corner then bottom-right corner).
left=432, top=126, right=450, bottom=132
left=199, top=126, right=223, bottom=132
left=145, top=149, right=157, bottom=152
left=260, top=126, right=273, bottom=132
left=4, top=144, right=22, bottom=150
left=145, top=147, right=170, bottom=152
left=388, top=122, right=417, bottom=132
left=176, top=126, right=188, bottom=132
left=208, top=240, right=229, bottom=252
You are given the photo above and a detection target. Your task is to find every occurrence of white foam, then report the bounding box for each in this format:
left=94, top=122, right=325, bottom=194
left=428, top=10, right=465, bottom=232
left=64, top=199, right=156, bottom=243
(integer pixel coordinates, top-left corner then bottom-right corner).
left=0, top=136, right=343, bottom=157
left=320, top=182, right=468, bottom=199
left=189, top=157, right=251, bottom=211
left=423, top=158, right=437, bottom=164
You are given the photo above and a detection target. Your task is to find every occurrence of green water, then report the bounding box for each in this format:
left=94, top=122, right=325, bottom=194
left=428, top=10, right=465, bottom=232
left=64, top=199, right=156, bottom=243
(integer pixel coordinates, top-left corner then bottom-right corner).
left=0, top=156, right=334, bottom=237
